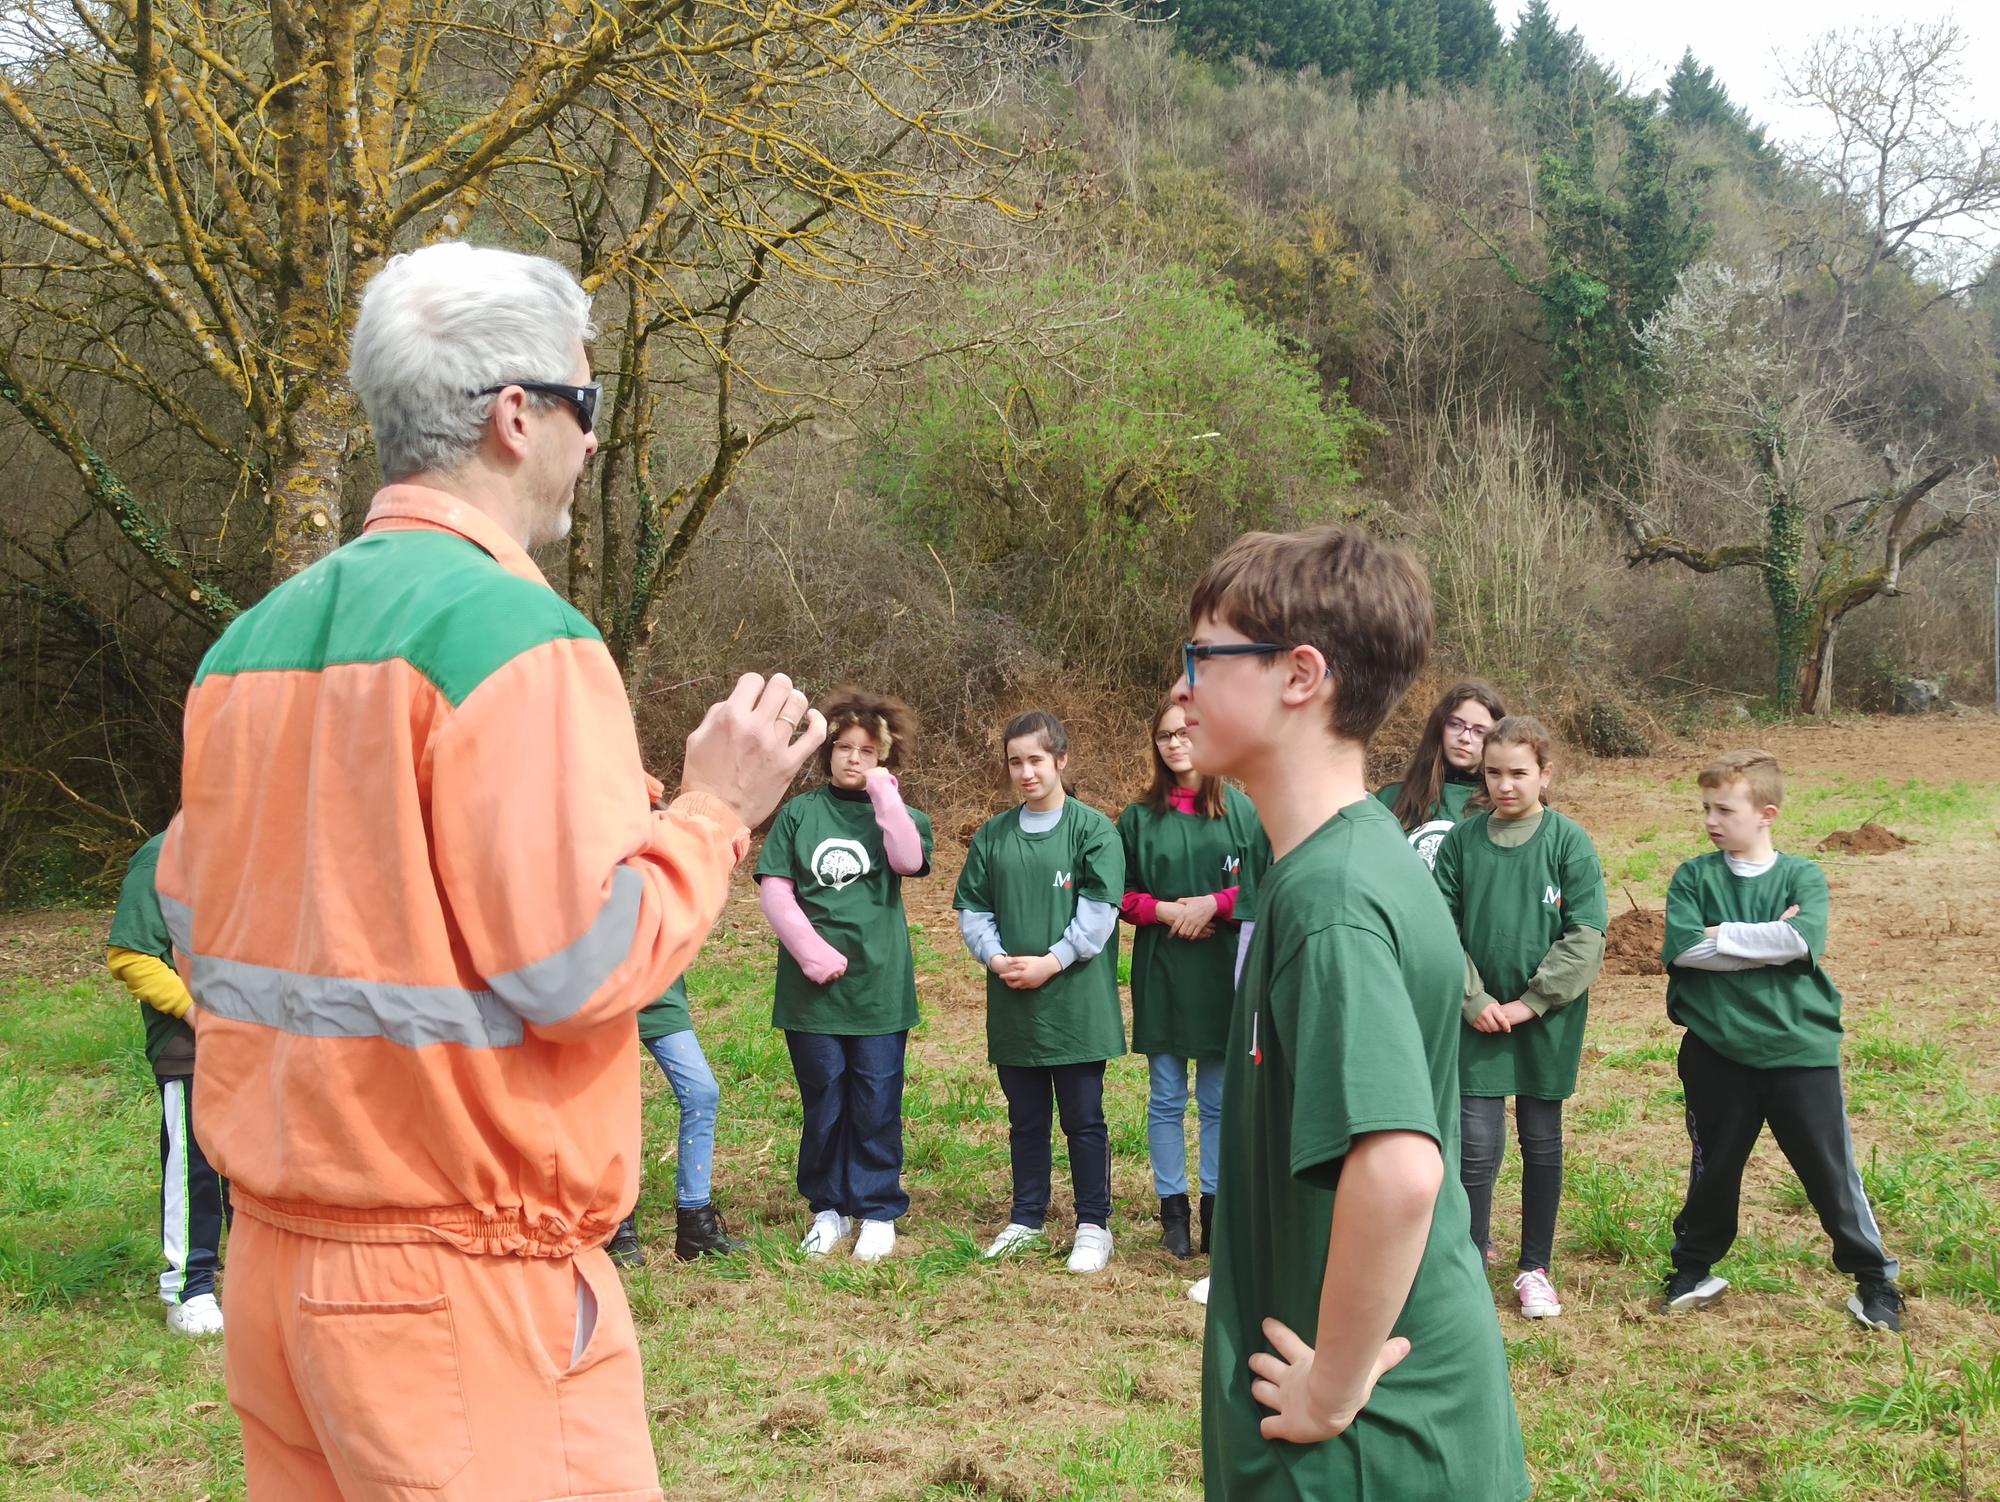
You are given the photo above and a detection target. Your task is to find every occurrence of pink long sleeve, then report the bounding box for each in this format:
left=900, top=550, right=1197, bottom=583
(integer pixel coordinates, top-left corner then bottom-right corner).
left=757, top=876, right=847, bottom=984
left=865, top=772, right=926, bottom=874
left=1121, top=890, right=1162, bottom=925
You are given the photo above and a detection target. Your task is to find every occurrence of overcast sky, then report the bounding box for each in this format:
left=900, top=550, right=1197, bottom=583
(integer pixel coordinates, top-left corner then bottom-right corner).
left=1519, top=1, right=2000, bottom=148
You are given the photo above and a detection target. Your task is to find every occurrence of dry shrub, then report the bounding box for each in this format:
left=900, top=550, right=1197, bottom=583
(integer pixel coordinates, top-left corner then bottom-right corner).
left=1409, top=408, right=1611, bottom=688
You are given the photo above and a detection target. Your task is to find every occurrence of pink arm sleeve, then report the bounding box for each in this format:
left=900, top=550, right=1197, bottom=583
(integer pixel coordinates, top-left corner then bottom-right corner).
left=865, top=772, right=926, bottom=875
left=1212, top=885, right=1240, bottom=923
left=757, top=877, right=847, bottom=985
left=1121, top=891, right=1162, bottom=925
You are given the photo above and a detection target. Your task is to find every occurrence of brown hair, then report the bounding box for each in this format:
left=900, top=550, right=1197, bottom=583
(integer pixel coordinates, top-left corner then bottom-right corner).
left=1699, top=749, right=1784, bottom=809
left=1482, top=714, right=1555, bottom=769
left=1388, top=681, right=1507, bottom=833
left=1000, top=708, right=1074, bottom=793
left=1143, top=698, right=1226, bottom=818
left=1188, top=525, right=1433, bottom=745
left=815, top=688, right=915, bottom=778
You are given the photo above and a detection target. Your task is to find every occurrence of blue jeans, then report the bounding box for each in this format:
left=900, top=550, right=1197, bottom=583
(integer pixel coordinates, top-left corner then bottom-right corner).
left=1147, top=1054, right=1222, bottom=1198
left=644, top=1030, right=721, bottom=1208
left=784, top=1030, right=909, bottom=1222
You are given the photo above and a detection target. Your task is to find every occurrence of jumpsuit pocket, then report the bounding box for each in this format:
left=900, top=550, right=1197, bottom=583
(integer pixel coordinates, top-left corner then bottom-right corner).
left=296, top=1293, right=474, bottom=1489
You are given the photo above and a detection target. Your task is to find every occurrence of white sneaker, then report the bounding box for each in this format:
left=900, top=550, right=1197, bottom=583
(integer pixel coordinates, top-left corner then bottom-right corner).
left=1515, top=1268, right=1562, bottom=1318
left=982, top=1222, right=1044, bottom=1259
left=1187, top=1276, right=1210, bottom=1305
left=800, top=1210, right=852, bottom=1256
left=1067, top=1224, right=1114, bottom=1274
left=165, top=1292, right=224, bottom=1338
left=852, top=1219, right=896, bottom=1263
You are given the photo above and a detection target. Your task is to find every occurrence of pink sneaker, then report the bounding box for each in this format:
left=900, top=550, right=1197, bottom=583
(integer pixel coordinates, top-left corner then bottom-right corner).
left=1515, top=1268, right=1562, bottom=1318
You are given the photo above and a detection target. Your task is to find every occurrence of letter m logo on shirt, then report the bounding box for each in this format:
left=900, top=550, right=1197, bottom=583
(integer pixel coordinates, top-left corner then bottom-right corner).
left=1543, top=884, right=1562, bottom=908
left=1053, top=870, right=1073, bottom=890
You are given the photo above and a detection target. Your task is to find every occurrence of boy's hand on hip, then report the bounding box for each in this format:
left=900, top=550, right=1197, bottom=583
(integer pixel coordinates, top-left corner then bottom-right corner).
left=1470, top=1001, right=1512, bottom=1033
left=681, top=672, right=827, bottom=829
left=1249, top=1317, right=1409, bottom=1445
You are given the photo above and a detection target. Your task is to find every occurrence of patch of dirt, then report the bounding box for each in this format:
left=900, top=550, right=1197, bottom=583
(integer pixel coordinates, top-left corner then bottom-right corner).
left=0, top=907, right=110, bottom=987
left=1819, top=822, right=1910, bottom=855
left=1603, top=907, right=1667, bottom=976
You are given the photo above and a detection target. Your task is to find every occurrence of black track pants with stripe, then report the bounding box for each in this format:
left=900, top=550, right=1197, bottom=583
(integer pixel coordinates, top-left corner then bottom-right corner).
left=1670, top=1031, right=1896, bottom=1282
left=157, top=1074, right=231, bottom=1304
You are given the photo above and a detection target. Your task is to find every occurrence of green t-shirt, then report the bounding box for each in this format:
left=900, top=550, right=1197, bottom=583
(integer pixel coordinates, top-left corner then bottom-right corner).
left=1117, top=787, right=1270, bottom=1060
left=637, top=977, right=691, bottom=1044
left=1202, top=797, right=1529, bottom=1502
left=107, top=833, right=196, bottom=1074
left=1663, top=852, right=1842, bottom=1069
left=1374, top=775, right=1482, bottom=872
left=754, top=785, right=933, bottom=1037
left=1436, top=808, right=1607, bottom=1100
left=954, top=800, right=1126, bottom=1067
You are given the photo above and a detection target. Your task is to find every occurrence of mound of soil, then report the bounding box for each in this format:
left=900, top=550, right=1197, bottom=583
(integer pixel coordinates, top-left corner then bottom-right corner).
left=1818, top=822, right=1909, bottom=855
left=1603, top=907, right=1667, bottom=976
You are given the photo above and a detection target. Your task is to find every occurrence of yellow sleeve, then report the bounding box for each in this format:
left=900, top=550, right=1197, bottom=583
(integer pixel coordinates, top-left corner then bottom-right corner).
left=106, top=947, right=193, bottom=1019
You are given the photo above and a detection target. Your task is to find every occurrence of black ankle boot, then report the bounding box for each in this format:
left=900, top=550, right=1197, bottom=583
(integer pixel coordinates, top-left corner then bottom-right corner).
left=607, top=1214, right=644, bottom=1268
left=675, top=1202, right=746, bottom=1260
left=1199, top=1192, right=1214, bottom=1255
left=1160, top=1194, right=1193, bottom=1260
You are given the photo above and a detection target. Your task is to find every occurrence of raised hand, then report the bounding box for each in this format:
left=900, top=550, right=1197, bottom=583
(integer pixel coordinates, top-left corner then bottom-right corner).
left=681, top=672, right=827, bottom=828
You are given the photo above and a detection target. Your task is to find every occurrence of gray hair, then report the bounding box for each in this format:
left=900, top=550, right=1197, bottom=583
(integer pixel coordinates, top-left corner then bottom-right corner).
left=348, top=243, right=597, bottom=482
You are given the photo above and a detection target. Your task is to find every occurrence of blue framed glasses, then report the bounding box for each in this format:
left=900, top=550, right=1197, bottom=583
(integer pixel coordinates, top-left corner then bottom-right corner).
left=1182, top=641, right=1285, bottom=687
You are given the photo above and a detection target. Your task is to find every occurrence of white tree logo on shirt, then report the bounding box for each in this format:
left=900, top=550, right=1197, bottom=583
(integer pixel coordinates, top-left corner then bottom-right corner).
left=811, top=838, right=872, bottom=891
left=1409, top=819, right=1454, bottom=870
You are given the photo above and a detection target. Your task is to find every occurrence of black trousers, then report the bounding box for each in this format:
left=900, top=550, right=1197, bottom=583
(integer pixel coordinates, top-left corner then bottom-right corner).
left=157, top=1074, right=232, bottom=1303
left=995, top=1062, right=1111, bottom=1229
left=1671, top=1031, right=1895, bottom=1280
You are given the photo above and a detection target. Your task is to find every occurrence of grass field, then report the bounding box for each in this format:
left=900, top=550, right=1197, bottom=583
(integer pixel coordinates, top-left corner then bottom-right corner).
left=3, top=717, right=1998, bottom=1500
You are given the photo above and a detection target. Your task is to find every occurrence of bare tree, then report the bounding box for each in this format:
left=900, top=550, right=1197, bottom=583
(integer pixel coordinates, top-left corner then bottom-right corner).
left=1780, top=19, right=2000, bottom=338
left=1602, top=22, right=2000, bottom=714
left=0, top=0, right=1114, bottom=636
left=1621, top=259, right=1989, bottom=713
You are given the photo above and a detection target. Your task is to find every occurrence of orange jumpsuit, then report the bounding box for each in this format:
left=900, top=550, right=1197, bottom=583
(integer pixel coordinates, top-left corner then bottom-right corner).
left=158, top=486, right=746, bottom=1500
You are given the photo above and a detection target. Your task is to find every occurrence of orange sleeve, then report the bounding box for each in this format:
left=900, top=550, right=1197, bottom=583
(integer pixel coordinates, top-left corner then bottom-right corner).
left=428, top=636, right=747, bottom=1042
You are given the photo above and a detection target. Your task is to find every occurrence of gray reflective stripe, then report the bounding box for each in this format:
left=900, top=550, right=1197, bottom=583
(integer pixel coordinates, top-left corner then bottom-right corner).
left=156, top=864, right=643, bottom=1047
left=160, top=891, right=192, bottom=958
left=490, top=864, right=643, bottom=1026
left=190, top=952, right=525, bottom=1049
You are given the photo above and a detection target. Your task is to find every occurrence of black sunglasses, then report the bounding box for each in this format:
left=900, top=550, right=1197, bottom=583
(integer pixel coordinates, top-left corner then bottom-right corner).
left=475, top=380, right=600, bottom=434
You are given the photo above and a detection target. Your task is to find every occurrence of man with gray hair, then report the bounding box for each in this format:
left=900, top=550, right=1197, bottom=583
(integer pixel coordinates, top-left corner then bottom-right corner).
left=158, top=242, right=824, bottom=1500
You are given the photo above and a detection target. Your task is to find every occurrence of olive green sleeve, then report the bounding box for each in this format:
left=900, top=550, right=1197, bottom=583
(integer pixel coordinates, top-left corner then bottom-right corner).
left=1463, top=950, right=1501, bottom=1025
left=1521, top=925, right=1607, bottom=1016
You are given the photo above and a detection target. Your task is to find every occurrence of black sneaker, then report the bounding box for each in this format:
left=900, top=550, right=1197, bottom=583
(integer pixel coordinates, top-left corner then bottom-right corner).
left=1662, top=1267, right=1729, bottom=1311
left=607, top=1214, right=645, bottom=1269
left=1848, top=1278, right=1903, bottom=1333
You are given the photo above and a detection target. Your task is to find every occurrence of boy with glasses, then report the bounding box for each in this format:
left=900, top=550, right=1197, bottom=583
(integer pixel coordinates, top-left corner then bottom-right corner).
left=1180, top=527, right=1528, bottom=1501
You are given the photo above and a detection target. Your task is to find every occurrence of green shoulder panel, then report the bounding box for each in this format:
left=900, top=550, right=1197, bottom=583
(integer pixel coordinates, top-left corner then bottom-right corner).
left=195, top=531, right=600, bottom=707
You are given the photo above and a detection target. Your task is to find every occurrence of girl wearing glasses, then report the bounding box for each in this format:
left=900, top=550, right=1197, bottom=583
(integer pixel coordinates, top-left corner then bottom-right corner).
left=1376, top=681, right=1507, bottom=871
left=1116, top=700, right=1268, bottom=1269
left=955, top=710, right=1126, bottom=1273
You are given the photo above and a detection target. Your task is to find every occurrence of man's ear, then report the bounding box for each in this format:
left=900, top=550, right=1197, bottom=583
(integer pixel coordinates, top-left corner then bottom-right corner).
left=486, top=387, right=534, bottom=465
